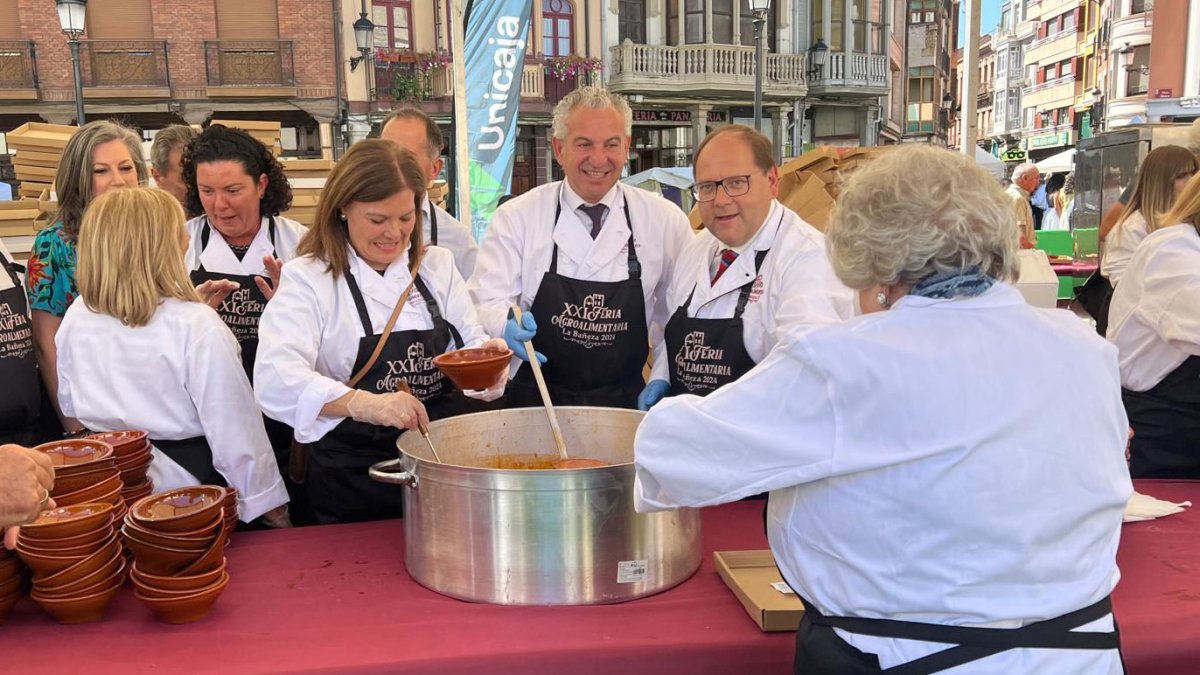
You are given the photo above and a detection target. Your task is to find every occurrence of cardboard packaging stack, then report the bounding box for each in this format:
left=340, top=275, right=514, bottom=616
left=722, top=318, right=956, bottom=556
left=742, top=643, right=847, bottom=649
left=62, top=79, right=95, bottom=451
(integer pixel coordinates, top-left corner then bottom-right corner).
left=427, top=179, right=449, bottom=211
left=210, top=120, right=283, bottom=155
left=8, top=122, right=76, bottom=202
left=0, top=199, right=40, bottom=239
left=281, top=158, right=334, bottom=226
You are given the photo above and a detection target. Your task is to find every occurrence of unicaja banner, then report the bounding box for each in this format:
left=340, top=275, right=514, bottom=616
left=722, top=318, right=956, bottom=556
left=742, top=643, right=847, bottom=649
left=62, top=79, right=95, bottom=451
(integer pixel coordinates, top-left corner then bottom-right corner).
left=464, top=1, right=533, bottom=240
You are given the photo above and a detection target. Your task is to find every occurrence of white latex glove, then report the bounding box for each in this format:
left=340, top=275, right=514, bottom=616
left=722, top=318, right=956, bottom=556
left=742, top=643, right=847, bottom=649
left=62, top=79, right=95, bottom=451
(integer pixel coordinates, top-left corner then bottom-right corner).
left=1124, top=492, right=1192, bottom=523
left=464, top=338, right=509, bottom=402
left=346, top=390, right=429, bottom=430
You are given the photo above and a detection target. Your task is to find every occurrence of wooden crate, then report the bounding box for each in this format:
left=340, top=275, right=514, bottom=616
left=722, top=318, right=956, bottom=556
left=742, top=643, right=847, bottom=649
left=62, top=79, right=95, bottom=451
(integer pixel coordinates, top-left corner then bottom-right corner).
left=7, top=122, right=77, bottom=151
left=12, top=149, right=63, bottom=168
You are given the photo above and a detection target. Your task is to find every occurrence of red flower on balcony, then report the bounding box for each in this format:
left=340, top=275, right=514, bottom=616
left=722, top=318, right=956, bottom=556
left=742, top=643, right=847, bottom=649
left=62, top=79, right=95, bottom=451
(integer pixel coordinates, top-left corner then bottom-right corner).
left=543, top=54, right=602, bottom=82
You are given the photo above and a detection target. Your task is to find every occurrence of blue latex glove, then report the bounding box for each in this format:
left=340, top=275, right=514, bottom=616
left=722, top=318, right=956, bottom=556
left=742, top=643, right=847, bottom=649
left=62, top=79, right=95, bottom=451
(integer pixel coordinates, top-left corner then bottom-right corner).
left=637, top=380, right=670, bottom=411
left=503, top=310, right=547, bottom=364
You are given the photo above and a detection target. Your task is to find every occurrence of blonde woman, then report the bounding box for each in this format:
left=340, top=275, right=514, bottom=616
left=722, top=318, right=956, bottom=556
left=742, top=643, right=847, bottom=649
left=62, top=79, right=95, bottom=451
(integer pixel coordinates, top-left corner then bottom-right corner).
left=255, top=140, right=503, bottom=524
left=55, top=188, right=289, bottom=526
left=1102, top=145, right=1198, bottom=286
left=636, top=146, right=1129, bottom=673
left=1109, top=172, right=1200, bottom=478
left=25, top=120, right=147, bottom=435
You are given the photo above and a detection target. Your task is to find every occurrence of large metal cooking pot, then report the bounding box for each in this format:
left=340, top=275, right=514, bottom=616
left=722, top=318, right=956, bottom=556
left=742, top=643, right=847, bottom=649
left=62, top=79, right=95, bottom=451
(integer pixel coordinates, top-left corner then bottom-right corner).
left=369, top=407, right=701, bottom=605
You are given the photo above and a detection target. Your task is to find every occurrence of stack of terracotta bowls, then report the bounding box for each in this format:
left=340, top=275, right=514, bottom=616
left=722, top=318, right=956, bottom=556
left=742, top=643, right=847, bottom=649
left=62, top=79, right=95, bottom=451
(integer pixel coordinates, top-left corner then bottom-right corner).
left=222, top=487, right=238, bottom=545
left=0, top=548, right=27, bottom=624
left=35, top=439, right=127, bottom=521
left=86, top=430, right=153, bottom=504
left=15, top=502, right=125, bottom=623
left=123, top=486, right=230, bottom=624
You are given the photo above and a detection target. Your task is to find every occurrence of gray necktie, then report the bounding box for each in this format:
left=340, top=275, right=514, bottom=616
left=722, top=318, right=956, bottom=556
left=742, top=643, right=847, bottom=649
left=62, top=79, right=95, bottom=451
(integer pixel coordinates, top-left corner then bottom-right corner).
left=578, top=204, right=607, bottom=239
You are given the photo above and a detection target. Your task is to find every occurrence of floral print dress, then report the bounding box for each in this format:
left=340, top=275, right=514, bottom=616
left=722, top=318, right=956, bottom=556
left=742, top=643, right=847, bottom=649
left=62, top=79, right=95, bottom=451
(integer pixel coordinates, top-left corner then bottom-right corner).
left=25, top=222, right=77, bottom=317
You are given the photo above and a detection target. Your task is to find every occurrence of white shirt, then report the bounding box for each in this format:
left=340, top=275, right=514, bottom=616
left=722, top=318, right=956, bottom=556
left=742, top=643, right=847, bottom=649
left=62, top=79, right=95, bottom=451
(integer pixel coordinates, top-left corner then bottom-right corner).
left=1108, top=223, right=1200, bottom=391
left=0, top=239, right=20, bottom=293
left=1100, top=210, right=1148, bottom=285
left=255, top=245, right=490, bottom=443
left=649, top=201, right=855, bottom=383
left=468, top=180, right=694, bottom=373
left=422, top=196, right=478, bottom=280
left=635, top=283, right=1129, bottom=673
left=184, top=215, right=307, bottom=276
left=56, top=298, right=289, bottom=522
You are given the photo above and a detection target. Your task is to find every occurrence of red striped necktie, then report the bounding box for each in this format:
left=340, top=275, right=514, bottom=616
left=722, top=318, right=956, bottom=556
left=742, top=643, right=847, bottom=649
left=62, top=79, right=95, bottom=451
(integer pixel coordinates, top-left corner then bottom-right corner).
left=712, top=249, right=738, bottom=285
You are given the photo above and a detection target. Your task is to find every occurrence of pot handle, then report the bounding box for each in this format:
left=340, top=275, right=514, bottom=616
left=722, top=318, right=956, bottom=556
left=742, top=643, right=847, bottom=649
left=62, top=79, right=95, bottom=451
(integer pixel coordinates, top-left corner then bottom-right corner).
left=368, top=458, right=417, bottom=487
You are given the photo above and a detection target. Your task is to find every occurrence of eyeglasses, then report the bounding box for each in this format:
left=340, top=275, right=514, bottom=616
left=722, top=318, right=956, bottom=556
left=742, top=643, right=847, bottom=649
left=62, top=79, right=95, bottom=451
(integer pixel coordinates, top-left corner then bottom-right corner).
left=692, top=175, right=752, bottom=202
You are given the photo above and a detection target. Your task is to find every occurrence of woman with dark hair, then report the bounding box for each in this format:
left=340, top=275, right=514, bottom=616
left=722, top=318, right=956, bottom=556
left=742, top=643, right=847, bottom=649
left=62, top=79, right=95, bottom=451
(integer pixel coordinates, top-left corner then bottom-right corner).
left=180, top=123, right=306, bottom=377
left=254, top=140, right=504, bottom=524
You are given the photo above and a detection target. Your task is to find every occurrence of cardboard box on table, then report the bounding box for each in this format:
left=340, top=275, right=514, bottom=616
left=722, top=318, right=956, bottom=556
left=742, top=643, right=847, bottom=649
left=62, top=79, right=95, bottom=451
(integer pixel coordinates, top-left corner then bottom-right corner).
left=1014, top=248, right=1059, bottom=308
left=714, top=550, right=806, bottom=632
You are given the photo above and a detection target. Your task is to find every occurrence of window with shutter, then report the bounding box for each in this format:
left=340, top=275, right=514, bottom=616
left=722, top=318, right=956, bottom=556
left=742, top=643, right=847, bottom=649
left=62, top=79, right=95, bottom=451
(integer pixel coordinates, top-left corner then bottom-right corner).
left=215, top=0, right=280, bottom=39
left=86, top=0, right=153, bottom=39
left=0, top=0, right=20, bottom=39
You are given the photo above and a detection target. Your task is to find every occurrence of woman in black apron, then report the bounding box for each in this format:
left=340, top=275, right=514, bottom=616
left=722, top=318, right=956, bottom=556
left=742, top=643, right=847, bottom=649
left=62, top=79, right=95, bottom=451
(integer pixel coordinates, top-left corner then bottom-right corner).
left=507, top=187, right=648, bottom=409
left=255, top=140, right=506, bottom=525
left=0, top=244, right=40, bottom=446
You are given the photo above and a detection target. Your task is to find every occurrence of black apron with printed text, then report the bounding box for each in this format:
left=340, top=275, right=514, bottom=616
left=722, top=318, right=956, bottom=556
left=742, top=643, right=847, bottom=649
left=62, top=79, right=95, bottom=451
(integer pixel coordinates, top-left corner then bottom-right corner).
left=305, top=271, right=464, bottom=524
left=665, top=249, right=767, bottom=397
left=188, top=217, right=276, bottom=378
left=0, top=254, right=39, bottom=444
left=428, top=205, right=439, bottom=246
left=1122, top=355, right=1200, bottom=478
left=509, top=196, right=648, bottom=409
left=792, top=591, right=1123, bottom=674
left=151, top=436, right=228, bottom=488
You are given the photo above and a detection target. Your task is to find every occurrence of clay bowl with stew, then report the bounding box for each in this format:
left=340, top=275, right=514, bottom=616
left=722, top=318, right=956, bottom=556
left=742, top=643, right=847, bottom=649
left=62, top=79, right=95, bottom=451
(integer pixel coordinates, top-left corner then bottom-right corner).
left=84, top=430, right=148, bottom=456
left=31, top=576, right=123, bottom=624
left=131, top=559, right=226, bottom=593
left=34, top=439, right=115, bottom=471
left=433, top=347, right=513, bottom=391
left=130, top=486, right=226, bottom=533
left=134, top=571, right=229, bottom=624
left=35, top=557, right=126, bottom=599
left=17, top=503, right=114, bottom=541
left=35, top=544, right=122, bottom=589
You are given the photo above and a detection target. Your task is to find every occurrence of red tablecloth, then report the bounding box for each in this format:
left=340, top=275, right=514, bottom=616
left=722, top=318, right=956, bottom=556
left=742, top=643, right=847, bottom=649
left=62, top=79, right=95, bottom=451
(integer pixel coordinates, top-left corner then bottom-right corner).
left=1050, top=261, right=1100, bottom=277
left=4, top=480, right=1197, bottom=674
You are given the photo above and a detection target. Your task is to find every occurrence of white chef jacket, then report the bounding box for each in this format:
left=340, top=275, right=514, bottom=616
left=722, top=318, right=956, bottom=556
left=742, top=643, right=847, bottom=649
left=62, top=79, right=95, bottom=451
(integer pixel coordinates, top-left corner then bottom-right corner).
left=422, top=196, right=478, bottom=280
left=635, top=283, right=1130, bottom=674
left=1108, top=223, right=1200, bottom=391
left=468, top=180, right=693, bottom=372
left=649, top=201, right=854, bottom=383
left=184, top=215, right=307, bottom=277
left=1100, top=210, right=1147, bottom=285
left=56, top=298, right=289, bottom=522
left=255, top=245, right=490, bottom=443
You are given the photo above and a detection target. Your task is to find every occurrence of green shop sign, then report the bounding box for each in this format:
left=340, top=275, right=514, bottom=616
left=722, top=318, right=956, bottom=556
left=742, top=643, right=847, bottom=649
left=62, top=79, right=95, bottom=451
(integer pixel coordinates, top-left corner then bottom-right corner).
left=1024, top=131, right=1071, bottom=150
left=1001, top=147, right=1028, bottom=162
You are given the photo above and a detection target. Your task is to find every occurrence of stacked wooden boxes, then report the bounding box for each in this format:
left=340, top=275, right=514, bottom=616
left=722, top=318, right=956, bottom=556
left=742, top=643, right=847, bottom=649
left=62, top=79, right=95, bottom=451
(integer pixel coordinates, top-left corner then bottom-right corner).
left=281, top=158, right=334, bottom=226
left=210, top=120, right=283, bottom=155
left=8, top=122, right=76, bottom=201
left=427, top=180, right=449, bottom=211
left=0, top=199, right=40, bottom=239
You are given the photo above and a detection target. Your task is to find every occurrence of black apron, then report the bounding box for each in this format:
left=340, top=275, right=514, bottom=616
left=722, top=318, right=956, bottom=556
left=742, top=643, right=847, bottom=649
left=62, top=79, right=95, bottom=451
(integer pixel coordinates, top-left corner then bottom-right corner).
left=151, top=436, right=228, bottom=488
left=1121, top=355, right=1200, bottom=478
left=428, top=204, right=439, bottom=246
left=510, top=192, right=648, bottom=409
left=188, top=217, right=276, bottom=378
left=305, top=269, right=464, bottom=524
left=793, top=591, right=1122, bottom=674
left=0, top=254, right=39, bottom=444
left=665, top=249, right=767, bottom=397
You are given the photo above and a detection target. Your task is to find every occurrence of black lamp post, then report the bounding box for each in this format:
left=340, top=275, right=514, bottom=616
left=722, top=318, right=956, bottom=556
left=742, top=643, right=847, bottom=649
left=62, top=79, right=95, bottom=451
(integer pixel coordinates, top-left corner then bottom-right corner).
left=350, top=11, right=376, bottom=72
left=807, top=38, right=828, bottom=81
left=55, top=0, right=87, bottom=125
left=750, top=0, right=772, bottom=133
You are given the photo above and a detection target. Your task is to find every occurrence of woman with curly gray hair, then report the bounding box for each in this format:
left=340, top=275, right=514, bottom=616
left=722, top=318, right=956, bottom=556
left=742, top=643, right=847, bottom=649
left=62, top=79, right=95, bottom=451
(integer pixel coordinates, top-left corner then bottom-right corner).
left=634, top=145, right=1131, bottom=674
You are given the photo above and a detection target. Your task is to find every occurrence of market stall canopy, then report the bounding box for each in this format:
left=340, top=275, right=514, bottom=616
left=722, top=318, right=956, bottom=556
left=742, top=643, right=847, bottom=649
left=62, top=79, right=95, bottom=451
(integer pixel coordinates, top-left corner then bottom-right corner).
left=973, top=147, right=1007, bottom=180
left=623, top=167, right=695, bottom=212
left=1036, top=148, right=1076, bottom=174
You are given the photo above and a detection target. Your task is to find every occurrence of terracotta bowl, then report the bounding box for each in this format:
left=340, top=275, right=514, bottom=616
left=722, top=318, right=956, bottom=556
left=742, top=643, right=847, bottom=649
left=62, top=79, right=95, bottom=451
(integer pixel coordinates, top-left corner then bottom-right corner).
left=51, top=466, right=120, bottom=496
left=18, top=531, right=116, bottom=567
left=0, top=572, right=25, bottom=597
left=122, top=535, right=208, bottom=576
left=56, top=483, right=123, bottom=509
left=178, top=535, right=227, bottom=576
left=31, top=577, right=123, bottom=624
left=30, top=540, right=121, bottom=587
left=17, top=523, right=113, bottom=553
left=0, top=558, right=21, bottom=583
left=130, top=486, right=226, bottom=533
left=432, top=347, right=513, bottom=390
left=134, top=571, right=229, bottom=624
left=18, top=503, right=114, bottom=540
left=131, top=558, right=226, bottom=592
left=121, top=480, right=154, bottom=502
left=34, top=439, right=115, bottom=470
left=122, top=519, right=219, bottom=552
left=34, top=557, right=126, bottom=599
left=115, top=446, right=152, bottom=468
left=84, top=430, right=148, bottom=456
left=0, top=588, right=21, bottom=625
left=35, top=547, right=123, bottom=596
left=50, top=473, right=123, bottom=504
left=131, top=563, right=226, bottom=598
left=118, top=462, right=153, bottom=487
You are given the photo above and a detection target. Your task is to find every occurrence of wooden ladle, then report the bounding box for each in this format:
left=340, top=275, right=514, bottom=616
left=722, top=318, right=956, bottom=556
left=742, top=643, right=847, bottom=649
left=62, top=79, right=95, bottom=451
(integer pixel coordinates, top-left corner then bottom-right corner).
left=509, top=306, right=570, bottom=461
left=397, top=381, right=441, bottom=463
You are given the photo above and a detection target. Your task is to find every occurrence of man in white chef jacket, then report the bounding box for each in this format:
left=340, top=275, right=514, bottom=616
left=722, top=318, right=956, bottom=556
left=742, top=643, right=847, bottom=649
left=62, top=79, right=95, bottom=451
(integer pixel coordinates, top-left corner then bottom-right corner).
left=637, top=125, right=854, bottom=410
left=468, top=86, right=694, bottom=409
left=381, top=107, right=478, bottom=280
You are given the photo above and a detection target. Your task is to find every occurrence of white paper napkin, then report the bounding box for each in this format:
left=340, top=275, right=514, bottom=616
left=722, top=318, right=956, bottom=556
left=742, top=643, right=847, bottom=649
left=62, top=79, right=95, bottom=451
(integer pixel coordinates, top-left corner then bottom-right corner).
left=1124, top=491, right=1192, bottom=523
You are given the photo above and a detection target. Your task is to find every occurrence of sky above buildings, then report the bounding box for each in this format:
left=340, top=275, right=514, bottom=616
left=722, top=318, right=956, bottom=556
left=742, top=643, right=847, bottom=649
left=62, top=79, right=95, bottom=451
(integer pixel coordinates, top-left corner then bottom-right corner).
left=958, top=0, right=1004, bottom=48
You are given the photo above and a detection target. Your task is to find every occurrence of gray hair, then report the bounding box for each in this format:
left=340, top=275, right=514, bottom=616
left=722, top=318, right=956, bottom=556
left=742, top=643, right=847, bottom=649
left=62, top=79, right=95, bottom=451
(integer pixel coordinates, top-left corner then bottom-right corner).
left=149, top=125, right=198, bottom=173
left=826, top=145, right=1019, bottom=290
left=551, top=85, right=633, bottom=140
left=1011, top=162, right=1039, bottom=183
left=54, top=119, right=149, bottom=241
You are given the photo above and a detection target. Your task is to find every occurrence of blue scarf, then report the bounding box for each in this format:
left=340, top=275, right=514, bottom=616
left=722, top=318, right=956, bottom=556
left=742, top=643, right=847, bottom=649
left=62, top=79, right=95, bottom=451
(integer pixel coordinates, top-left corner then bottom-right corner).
left=909, top=266, right=995, bottom=299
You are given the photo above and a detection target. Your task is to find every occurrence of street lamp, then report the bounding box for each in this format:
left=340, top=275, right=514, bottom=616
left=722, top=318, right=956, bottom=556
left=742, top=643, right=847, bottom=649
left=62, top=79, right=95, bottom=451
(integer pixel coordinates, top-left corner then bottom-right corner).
left=350, top=11, right=376, bottom=72
left=806, top=38, right=828, bottom=81
left=55, top=0, right=87, bottom=126
left=750, top=0, right=771, bottom=133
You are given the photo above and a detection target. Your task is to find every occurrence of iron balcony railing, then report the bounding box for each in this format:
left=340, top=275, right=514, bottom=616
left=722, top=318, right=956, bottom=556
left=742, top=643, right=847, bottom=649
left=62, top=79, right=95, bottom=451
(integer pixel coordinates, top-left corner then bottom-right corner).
left=79, top=40, right=170, bottom=88
left=204, top=40, right=295, bottom=87
left=0, top=40, right=38, bottom=89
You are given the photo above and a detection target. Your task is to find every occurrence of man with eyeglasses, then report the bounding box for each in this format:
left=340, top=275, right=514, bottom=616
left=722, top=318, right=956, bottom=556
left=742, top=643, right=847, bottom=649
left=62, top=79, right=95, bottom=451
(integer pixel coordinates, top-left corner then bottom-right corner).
left=637, top=125, right=854, bottom=410
left=469, top=87, right=693, bottom=409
